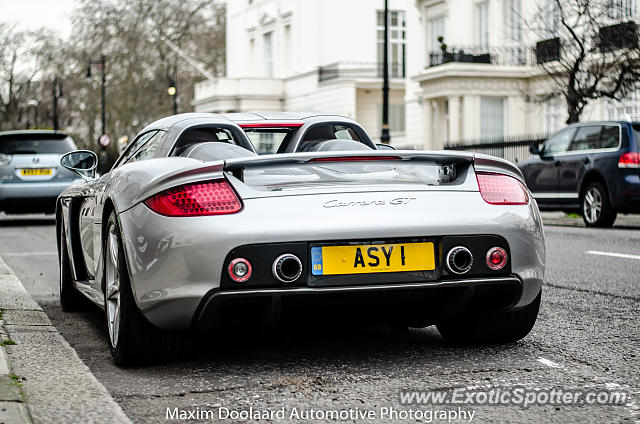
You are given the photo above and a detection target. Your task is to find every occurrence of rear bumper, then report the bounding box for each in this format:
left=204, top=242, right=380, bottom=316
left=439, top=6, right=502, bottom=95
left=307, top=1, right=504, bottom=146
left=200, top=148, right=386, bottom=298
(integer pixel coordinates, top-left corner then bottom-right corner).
left=192, top=276, right=524, bottom=330
left=117, top=191, right=545, bottom=331
left=612, top=173, right=640, bottom=212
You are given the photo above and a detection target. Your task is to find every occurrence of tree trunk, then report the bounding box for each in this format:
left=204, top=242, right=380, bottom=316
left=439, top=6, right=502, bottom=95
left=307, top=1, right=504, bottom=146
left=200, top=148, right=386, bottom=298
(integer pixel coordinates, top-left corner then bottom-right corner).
left=566, top=100, right=581, bottom=124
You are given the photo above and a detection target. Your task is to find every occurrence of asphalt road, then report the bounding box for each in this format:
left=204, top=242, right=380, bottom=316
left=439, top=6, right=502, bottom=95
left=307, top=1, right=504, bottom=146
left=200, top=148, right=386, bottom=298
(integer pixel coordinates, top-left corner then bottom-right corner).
left=0, top=213, right=639, bottom=423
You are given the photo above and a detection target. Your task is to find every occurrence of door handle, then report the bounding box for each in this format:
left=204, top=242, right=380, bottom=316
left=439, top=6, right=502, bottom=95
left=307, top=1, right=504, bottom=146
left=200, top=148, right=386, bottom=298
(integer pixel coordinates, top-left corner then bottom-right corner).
left=554, top=161, right=561, bottom=167
left=583, top=157, right=590, bottom=164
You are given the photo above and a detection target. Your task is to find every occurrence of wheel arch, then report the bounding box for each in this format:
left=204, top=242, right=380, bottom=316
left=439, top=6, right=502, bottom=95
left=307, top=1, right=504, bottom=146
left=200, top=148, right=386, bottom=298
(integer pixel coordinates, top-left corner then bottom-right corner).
left=579, top=170, right=612, bottom=204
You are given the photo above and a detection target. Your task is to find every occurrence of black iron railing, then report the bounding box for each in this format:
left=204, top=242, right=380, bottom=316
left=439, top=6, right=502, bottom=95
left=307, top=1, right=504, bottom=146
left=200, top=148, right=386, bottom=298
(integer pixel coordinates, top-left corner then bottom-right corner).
left=428, top=46, right=535, bottom=67
left=445, top=133, right=549, bottom=163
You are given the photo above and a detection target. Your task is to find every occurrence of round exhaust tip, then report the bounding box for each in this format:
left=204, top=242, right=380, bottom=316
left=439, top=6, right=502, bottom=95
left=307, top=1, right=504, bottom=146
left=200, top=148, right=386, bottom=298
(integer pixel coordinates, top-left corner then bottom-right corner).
left=446, top=246, right=473, bottom=275
left=272, top=254, right=302, bottom=283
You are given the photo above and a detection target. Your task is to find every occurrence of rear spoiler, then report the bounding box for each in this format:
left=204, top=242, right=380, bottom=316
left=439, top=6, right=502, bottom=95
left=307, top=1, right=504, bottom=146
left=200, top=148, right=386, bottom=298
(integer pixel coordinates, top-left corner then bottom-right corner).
left=223, top=150, right=525, bottom=183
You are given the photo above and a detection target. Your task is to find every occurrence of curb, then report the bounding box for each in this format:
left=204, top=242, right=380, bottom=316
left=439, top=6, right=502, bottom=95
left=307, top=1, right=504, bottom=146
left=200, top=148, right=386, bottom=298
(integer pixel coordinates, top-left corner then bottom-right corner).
left=0, top=256, right=131, bottom=424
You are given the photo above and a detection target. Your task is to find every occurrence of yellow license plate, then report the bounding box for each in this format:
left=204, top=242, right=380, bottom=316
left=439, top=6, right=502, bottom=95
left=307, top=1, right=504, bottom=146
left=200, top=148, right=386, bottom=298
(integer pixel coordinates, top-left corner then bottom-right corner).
left=20, top=168, right=52, bottom=176
left=311, top=242, right=435, bottom=275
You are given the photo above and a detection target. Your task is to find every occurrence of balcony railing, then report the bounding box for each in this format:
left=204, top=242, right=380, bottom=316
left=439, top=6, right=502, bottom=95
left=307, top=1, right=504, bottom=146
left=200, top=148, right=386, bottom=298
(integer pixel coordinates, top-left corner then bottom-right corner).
left=428, top=46, right=535, bottom=67
left=318, top=62, right=406, bottom=82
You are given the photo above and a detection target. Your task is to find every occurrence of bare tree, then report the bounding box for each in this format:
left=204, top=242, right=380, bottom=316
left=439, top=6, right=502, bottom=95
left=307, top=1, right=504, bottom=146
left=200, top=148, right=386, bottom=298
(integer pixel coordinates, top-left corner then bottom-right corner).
left=528, top=0, right=640, bottom=123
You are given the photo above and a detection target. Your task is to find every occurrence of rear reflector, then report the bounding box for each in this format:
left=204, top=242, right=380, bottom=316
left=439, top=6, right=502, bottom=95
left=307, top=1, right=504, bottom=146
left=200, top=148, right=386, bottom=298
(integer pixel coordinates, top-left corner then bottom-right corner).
left=228, top=258, right=252, bottom=282
left=476, top=172, right=529, bottom=205
left=618, top=152, right=640, bottom=168
left=309, top=156, right=401, bottom=163
left=144, top=179, right=242, bottom=216
left=486, top=247, right=508, bottom=270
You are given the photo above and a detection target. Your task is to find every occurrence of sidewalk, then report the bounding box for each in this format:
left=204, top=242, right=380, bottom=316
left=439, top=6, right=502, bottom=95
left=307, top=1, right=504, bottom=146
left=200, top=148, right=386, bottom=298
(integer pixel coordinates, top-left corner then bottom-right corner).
left=0, top=256, right=130, bottom=424
left=541, top=211, right=640, bottom=228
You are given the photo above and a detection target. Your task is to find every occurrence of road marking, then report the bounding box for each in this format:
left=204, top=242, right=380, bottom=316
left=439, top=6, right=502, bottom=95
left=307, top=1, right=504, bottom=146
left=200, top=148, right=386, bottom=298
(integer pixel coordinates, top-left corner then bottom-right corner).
left=586, top=250, right=640, bottom=261
left=537, top=357, right=562, bottom=368
left=2, top=252, right=57, bottom=257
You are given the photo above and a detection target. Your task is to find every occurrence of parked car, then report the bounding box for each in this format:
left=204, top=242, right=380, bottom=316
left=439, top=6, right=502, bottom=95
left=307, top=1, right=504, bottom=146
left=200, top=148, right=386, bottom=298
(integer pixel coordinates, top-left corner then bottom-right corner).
left=221, top=112, right=393, bottom=153
left=518, top=121, right=640, bottom=227
left=0, top=130, right=80, bottom=214
left=56, top=113, right=544, bottom=365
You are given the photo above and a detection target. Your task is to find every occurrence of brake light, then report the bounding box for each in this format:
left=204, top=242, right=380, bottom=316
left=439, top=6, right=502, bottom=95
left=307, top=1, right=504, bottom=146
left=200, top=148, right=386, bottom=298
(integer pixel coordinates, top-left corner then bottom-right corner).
left=618, top=152, right=640, bottom=168
left=309, top=156, right=401, bottom=163
left=476, top=172, right=529, bottom=205
left=144, top=179, right=242, bottom=216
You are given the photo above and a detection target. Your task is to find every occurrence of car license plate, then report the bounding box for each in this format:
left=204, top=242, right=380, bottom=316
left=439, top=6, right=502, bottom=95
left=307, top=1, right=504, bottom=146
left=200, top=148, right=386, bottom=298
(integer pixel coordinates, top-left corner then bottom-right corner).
left=311, top=242, right=435, bottom=276
left=20, top=168, right=52, bottom=176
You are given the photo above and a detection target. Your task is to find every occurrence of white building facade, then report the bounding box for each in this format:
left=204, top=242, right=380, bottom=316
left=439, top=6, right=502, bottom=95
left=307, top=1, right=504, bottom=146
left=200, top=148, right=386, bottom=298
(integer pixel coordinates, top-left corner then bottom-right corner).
left=193, top=0, right=640, bottom=150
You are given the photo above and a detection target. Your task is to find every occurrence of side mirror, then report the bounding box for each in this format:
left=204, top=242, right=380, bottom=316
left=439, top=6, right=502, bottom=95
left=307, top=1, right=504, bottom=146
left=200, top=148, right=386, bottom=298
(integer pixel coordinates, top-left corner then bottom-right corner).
left=60, top=150, right=98, bottom=180
left=529, top=142, right=541, bottom=155
left=376, top=143, right=397, bottom=151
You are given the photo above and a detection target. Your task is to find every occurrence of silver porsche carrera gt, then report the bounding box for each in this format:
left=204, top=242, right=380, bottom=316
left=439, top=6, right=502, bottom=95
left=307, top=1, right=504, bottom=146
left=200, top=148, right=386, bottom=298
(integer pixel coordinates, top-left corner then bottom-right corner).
left=56, top=113, right=545, bottom=365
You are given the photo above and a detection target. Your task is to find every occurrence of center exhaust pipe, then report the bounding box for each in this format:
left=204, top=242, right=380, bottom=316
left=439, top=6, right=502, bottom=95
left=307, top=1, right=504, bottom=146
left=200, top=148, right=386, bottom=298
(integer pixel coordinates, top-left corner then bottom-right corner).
left=446, top=246, right=473, bottom=274
left=272, top=254, right=302, bottom=283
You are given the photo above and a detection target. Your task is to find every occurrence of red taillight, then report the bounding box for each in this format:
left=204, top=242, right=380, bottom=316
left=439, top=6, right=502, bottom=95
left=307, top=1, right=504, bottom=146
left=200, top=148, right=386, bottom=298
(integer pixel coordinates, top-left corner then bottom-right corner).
left=618, top=152, right=640, bottom=168
left=486, top=247, right=508, bottom=270
left=309, top=156, right=401, bottom=163
left=476, top=172, right=529, bottom=205
left=144, top=179, right=242, bottom=216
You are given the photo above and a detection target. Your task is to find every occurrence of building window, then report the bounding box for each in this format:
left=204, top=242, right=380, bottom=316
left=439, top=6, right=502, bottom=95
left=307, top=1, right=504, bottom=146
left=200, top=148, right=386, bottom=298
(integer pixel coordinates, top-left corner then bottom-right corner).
left=607, top=91, right=639, bottom=120
left=428, top=16, right=445, bottom=52
left=507, top=0, right=522, bottom=42
left=377, top=10, right=406, bottom=78
left=480, top=97, right=504, bottom=138
left=543, top=97, right=563, bottom=133
left=608, top=0, right=637, bottom=19
left=263, top=31, right=273, bottom=78
left=544, top=0, right=560, bottom=36
left=476, top=1, right=489, bottom=49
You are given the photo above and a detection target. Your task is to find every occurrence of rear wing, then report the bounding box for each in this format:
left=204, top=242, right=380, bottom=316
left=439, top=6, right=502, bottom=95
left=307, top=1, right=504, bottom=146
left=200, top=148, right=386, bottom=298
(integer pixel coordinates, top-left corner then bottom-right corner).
left=223, top=150, right=525, bottom=183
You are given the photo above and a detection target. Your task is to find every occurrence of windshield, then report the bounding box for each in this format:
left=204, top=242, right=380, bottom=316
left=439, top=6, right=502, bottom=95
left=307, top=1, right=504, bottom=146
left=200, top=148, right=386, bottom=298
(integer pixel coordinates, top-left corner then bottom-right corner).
left=242, top=161, right=460, bottom=191
left=0, top=135, right=77, bottom=155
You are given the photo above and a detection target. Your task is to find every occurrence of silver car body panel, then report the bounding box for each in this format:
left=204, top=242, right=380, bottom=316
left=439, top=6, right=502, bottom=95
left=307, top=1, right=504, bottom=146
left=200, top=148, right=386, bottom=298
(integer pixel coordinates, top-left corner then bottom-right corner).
left=56, top=114, right=545, bottom=331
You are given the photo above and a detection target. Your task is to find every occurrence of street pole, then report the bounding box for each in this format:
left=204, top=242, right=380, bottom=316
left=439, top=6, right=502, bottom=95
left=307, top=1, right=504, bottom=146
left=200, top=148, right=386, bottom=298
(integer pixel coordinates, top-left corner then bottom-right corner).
left=380, top=0, right=390, bottom=144
left=88, top=54, right=108, bottom=175
left=52, top=76, right=59, bottom=131
left=171, top=65, right=178, bottom=115
left=100, top=54, right=106, bottom=139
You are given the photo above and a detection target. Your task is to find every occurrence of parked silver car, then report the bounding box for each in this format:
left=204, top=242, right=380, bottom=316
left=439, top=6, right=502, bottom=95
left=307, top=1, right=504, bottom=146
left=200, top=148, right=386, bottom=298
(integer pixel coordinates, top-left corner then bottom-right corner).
left=0, top=130, right=80, bottom=214
left=56, top=113, right=545, bottom=366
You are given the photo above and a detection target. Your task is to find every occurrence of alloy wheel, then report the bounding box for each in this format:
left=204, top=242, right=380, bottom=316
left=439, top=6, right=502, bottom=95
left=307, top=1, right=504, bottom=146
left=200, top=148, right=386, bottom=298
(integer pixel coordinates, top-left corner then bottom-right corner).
left=583, top=186, right=602, bottom=224
left=105, top=223, right=121, bottom=348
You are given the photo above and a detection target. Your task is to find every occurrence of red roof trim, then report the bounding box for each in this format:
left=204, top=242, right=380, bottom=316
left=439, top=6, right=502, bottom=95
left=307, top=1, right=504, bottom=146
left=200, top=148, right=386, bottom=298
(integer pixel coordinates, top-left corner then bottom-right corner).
left=238, top=122, right=304, bottom=128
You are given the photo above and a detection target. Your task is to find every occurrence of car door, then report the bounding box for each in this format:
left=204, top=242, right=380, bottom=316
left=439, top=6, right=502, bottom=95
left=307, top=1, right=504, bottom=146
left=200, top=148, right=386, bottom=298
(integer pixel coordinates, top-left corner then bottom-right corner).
left=556, top=125, right=603, bottom=204
left=82, top=131, right=159, bottom=279
left=524, top=127, right=575, bottom=205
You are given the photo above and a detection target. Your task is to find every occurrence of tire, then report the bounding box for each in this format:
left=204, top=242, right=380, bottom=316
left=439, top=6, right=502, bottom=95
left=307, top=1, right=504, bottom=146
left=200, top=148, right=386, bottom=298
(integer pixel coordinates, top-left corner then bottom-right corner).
left=104, top=212, right=189, bottom=366
left=436, top=290, right=541, bottom=345
left=581, top=182, right=616, bottom=228
left=59, top=224, right=89, bottom=311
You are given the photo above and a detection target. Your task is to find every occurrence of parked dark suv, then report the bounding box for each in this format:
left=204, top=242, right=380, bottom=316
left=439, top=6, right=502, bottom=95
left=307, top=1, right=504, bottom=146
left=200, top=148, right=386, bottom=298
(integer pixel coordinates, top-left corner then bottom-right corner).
left=518, top=121, right=640, bottom=227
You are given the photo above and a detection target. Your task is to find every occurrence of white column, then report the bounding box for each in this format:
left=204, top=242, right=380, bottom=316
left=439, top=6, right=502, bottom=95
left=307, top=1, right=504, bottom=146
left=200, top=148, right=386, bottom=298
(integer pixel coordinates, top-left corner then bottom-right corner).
left=423, top=98, right=432, bottom=150
left=448, top=96, right=461, bottom=143
left=462, top=95, right=478, bottom=141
